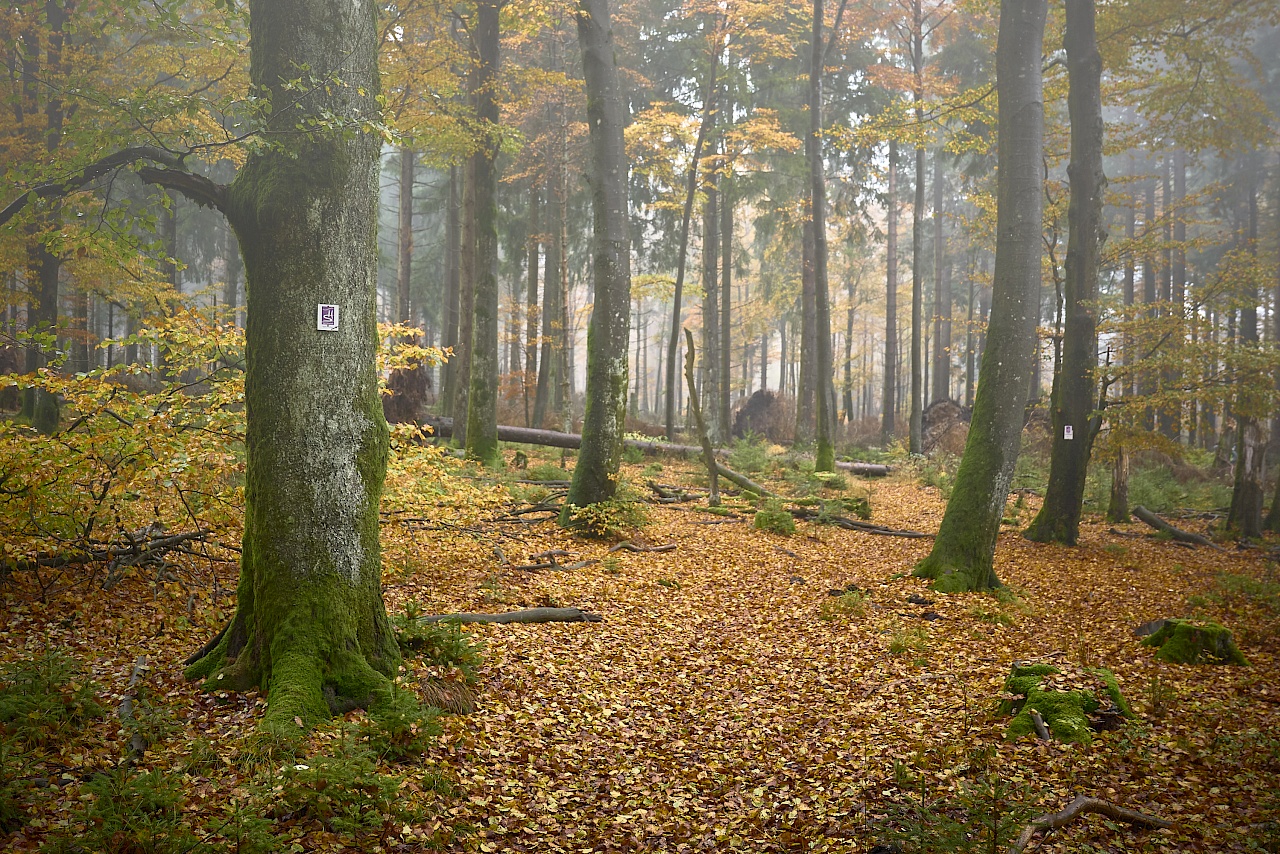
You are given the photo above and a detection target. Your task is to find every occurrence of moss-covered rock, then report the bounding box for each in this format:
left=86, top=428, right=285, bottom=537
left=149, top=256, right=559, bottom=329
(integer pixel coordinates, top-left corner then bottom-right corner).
left=999, top=661, right=1133, bottom=745
left=1141, top=619, right=1249, bottom=666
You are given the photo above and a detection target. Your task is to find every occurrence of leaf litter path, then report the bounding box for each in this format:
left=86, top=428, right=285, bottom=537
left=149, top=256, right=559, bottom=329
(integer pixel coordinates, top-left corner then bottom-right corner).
left=396, top=470, right=1279, bottom=853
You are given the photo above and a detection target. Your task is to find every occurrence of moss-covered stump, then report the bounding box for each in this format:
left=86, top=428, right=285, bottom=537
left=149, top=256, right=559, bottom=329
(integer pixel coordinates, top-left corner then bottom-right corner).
left=1141, top=619, right=1249, bottom=666
left=999, top=659, right=1133, bottom=745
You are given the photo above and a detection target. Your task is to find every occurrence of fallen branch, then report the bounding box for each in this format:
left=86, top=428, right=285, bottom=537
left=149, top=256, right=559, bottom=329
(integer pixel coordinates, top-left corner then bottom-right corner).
left=608, top=541, right=677, bottom=554
left=420, top=607, right=602, bottom=625
left=1009, top=794, right=1172, bottom=854
left=117, top=655, right=150, bottom=768
left=1132, top=505, right=1223, bottom=550
left=789, top=506, right=931, bottom=539
left=4, top=530, right=209, bottom=574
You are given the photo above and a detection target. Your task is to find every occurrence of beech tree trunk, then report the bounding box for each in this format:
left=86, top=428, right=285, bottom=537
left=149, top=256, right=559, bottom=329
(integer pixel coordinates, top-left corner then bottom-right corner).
left=810, top=0, right=836, bottom=471
left=466, top=0, right=502, bottom=467
left=1023, top=0, right=1105, bottom=546
left=914, top=0, right=1046, bottom=592
left=564, top=0, right=631, bottom=514
left=184, top=0, right=400, bottom=729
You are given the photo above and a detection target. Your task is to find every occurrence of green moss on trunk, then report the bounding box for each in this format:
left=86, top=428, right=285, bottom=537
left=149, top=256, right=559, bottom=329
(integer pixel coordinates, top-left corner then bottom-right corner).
left=185, top=0, right=399, bottom=733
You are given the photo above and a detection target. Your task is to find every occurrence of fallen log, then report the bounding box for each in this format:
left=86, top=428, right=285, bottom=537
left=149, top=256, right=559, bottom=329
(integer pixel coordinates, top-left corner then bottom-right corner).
left=1009, top=794, right=1172, bottom=853
left=608, top=541, right=677, bottom=554
left=420, top=607, right=602, bottom=625
left=424, top=417, right=891, bottom=477
left=1132, top=505, right=1222, bottom=549
left=714, top=463, right=777, bottom=497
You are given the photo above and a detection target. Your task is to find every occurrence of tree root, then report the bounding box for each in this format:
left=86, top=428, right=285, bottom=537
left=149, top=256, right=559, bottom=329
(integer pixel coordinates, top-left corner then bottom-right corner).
left=1009, top=794, right=1172, bottom=853
left=1132, top=505, right=1223, bottom=550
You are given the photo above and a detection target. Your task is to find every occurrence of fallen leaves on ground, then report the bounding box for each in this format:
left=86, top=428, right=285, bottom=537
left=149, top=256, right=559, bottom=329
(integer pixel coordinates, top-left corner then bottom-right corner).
left=2, top=453, right=1277, bottom=853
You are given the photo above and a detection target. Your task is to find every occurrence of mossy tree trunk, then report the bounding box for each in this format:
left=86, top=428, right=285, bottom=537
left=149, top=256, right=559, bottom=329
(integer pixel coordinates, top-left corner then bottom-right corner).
left=914, top=0, right=1046, bottom=593
left=908, top=0, right=925, bottom=456
left=183, top=0, right=399, bottom=730
left=563, top=0, right=631, bottom=515
left=465, top=0, right=502, bottom=468
left=1024, top=0, right=1105, bottom=546
left=810, top=0, right=836, bottom=472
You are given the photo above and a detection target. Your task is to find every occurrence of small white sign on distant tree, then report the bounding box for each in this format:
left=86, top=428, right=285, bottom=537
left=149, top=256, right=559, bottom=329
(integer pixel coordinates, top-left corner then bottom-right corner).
left=317, top=304, right=339, bottom=331
left=1064, top=425, right=1073, bottom=440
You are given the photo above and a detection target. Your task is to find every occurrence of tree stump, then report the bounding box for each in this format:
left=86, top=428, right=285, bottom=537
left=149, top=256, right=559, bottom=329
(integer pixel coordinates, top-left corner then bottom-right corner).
left=999, top=659, right=1133, bottom=744
left=1140, top=619, right=1249, bottom=665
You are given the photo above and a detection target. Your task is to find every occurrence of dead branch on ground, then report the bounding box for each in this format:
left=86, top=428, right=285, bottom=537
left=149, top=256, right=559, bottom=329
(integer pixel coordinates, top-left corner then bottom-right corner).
left=1009, top=794, right=1172, bottom=853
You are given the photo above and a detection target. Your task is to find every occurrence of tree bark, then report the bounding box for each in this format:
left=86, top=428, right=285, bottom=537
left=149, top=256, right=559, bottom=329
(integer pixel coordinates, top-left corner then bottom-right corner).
left=442, top=166, right=461, bottom=417
left=720, top=179, right=733, bottom=434
left=882, top=140, right=899, bottom=443
left=397, top=147, right=415, bottom=326
left=684, top=329, right=720, bottom=505
left=466, top=0, right=502, bottom=467
left=703, top=176, right=721, bottom=440
left=664, top=35, right=720, bottom=439
left=1023, top=0, right=1105, bottom=546
left=525, top=185, right=540, bottom=426
left=810, top=0, right=836, bottom=471
left=1228, top=156, right=1264, bottom=539
left=184, top=0, right=400, bottom=729
left=914, top=0, right=1046, bottom=592
left=563, top=0, right=632, bottom=515
left=908, top=0, right=925, bottom=455
left=932, top=153, right=951, bottom=404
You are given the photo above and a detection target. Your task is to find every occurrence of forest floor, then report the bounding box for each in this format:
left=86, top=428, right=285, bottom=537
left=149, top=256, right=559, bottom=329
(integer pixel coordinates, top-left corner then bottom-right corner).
left=2, top=447, right=1278, bottom=853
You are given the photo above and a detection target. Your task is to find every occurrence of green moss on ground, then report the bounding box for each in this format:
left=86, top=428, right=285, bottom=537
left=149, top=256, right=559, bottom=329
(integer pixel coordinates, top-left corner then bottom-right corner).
left=1141, top=618, right=1249, bottom=665
left=999, top=662, right=1133, bottom=745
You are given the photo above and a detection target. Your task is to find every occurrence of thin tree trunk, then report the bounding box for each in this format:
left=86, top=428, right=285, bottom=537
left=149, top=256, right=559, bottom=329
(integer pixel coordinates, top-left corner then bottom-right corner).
left=442, top=166, right=461, bottom=417
left=664, top=35, right=721, bottom=439
left=932, top=153, right=951, bottom=403
left=1228, top=155, right=1264, bottom=538
left=563, top=0, right=631, bottom=513
left=810, top=0, right=836, bottom=470
left=720, top=178, right=733, bottom=434
left=453, top=156, right=476, bottom=444
left=525, top=184, right=540, bottom=426
left=882, top=140, right=899, bottom=443
left=914, top=0, right=1047, bottom=592
left=702, top=176, right=720, bottom=440
left=465, top=0, right=502, bottom=466
left=797, top=221, right=816, bottom=443
left=908, top=0, right=925, bottom=454
left=1024, top=0, right=1105, bottom=545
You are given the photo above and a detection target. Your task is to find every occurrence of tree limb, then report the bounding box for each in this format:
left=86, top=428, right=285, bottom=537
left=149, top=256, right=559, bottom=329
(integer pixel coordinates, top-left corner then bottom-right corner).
left=1009, top=794, right=1172, bottom=854
left=0, top=146, right=205, bottom=226
left=136, top=165, right=230, bottom=213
